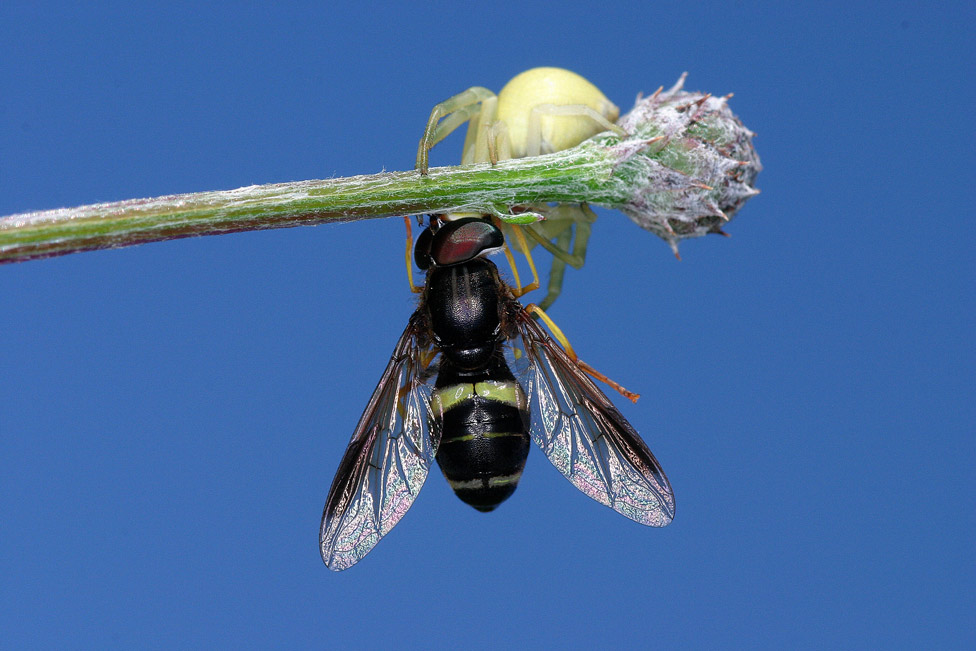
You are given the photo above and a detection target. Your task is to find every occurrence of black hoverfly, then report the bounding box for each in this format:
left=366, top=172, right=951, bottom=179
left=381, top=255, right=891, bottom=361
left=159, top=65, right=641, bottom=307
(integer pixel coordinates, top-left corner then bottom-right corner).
left=319, top=217, right=674, bottom=570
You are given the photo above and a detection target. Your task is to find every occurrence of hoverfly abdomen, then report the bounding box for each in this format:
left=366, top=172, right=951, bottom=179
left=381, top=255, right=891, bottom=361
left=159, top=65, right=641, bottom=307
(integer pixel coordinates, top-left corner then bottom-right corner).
left=432, top=353, right=531, bottom=511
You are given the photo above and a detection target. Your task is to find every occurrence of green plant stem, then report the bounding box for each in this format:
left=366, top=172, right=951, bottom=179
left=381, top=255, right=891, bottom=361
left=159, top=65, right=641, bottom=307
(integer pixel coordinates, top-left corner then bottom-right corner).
left=1, top=77, right=763, bottom=265
left=0, top=143, right=618, bottom=265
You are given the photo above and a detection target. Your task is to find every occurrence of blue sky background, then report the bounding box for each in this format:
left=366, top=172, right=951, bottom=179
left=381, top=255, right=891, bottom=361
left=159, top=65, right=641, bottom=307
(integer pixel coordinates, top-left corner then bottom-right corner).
left=1, top=1, right=972, bottom=648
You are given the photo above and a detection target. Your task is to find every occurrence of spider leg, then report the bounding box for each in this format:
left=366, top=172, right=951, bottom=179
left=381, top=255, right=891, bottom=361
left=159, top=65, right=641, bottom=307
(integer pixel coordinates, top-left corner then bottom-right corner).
left=528, top=204, right=598, bottom=310
left=463, top=96, right=500, bottom=165
left=537, top=226, right=573, bottom=311
left=524, top=103, right=625, bottom=157
left=485, top=118, right=512, bottom=166
left=417, top=86, right=496, bottom=174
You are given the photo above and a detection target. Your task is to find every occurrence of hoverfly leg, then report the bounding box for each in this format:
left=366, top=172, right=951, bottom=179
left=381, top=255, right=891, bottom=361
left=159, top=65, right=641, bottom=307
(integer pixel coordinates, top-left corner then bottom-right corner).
left=523, top=303, right=640, bottom=404
left=508, top=222, right=540, bottom=296
left=489, top=217, right=540, bottom=298
left=489, top=216, right=526, bottom=295
left=404, top=217, right=423, bottom=294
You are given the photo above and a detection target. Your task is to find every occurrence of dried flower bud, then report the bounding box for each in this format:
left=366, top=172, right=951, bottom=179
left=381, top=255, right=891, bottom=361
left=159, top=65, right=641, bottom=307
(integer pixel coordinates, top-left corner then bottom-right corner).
left=602, top=73, right=762, bottom=255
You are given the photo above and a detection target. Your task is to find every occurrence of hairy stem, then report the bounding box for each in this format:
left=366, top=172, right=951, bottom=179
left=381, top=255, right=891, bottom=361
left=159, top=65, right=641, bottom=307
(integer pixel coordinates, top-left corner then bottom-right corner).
left=1, top=75, right=761, bottom=265
left=0, top=144, right=617, bottom=265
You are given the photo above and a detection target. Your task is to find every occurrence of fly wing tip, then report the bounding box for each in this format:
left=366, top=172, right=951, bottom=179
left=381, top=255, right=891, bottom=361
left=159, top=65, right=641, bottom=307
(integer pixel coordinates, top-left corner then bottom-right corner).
left=321, top=544, right=360, bottom=571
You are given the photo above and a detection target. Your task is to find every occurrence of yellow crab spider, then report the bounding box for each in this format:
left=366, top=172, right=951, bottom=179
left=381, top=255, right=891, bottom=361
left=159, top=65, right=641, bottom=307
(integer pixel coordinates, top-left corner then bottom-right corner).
left=416, top=67, right=624, bottom=309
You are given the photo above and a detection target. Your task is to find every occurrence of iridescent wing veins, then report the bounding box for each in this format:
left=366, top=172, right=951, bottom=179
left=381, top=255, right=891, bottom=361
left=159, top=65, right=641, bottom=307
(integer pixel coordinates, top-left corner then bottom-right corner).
left=512, top=309, right=675, bottom=526
left=319, top=314, right=439, bottom=571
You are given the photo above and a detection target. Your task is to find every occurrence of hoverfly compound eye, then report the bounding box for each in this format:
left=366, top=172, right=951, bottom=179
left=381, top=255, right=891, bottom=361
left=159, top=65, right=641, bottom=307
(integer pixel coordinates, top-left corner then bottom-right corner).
left=429, top=218, right=503, bottom=267
left=414, top=226, right=435, bottom=270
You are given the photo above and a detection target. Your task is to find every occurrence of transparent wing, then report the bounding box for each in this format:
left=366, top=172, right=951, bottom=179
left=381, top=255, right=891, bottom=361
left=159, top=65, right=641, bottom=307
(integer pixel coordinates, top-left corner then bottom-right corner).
left=319, top=315, right=439, bottom=570
left=512, top=310, right=675, bottom=526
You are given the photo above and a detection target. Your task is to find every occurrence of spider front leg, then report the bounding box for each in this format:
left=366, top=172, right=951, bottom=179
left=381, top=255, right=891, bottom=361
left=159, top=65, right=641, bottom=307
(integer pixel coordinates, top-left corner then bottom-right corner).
left=482, top=117, right=512, bottom=166
left=416, top=86, right=496, bottom=175
left=526, top=204, right=598, bottom=310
